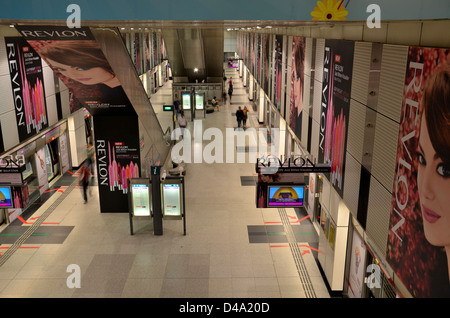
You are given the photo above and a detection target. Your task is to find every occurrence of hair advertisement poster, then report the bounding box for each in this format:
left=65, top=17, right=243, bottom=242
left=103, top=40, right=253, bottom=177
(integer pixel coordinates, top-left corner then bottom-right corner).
left=318, top=39, right=354, bottom=198
left=4, top=37, right=49, bottom=142
left=15, top=25, right=135, bottom=116
left=386, top=47, right=450, bottom=298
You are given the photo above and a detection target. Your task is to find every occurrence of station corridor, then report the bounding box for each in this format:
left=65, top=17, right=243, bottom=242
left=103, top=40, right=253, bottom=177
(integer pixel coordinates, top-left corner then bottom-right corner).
left=0, top=66, right=330, bottom=299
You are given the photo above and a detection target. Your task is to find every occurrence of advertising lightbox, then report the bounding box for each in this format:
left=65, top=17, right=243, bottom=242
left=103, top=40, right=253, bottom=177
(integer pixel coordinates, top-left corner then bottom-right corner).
left=267, top=185, right=304, bottom=207
left=195, top=93, right=204, bottom=110
left=182, top=92, right=191, bottom=110
left=130, top=182, right=151, bottom=217
left=162, top=182, right=182, bottom=219
left=0, top=186, right=13, bottom=208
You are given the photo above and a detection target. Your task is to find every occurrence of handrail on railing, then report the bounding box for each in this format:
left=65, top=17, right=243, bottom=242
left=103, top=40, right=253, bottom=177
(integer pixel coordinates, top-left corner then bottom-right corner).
left=163, top=126, right=172, bottom=146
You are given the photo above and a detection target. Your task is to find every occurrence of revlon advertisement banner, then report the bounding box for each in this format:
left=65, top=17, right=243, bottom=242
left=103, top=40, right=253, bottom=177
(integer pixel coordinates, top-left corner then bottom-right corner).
left=15, top=25, right=136, bottom=116
left=289, top=36, right=306, bottom=141
left=5, top=37, right=49, bottom=142
left=274, top=35, right=283, bottom=110
left=386, top=47, right=450, bottom=297
left=318, top=40, right=354, bottom=198
left=263, top=34, right=271, bottom=95
left=15, top=25, right=141, bottom=213
left=94, top=115, right=141, bottom=212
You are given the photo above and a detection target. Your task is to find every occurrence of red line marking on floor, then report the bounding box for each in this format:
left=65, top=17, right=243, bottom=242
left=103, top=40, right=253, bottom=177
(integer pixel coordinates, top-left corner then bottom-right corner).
left=17, top=216, right=32, bottom=225
left=44, top=188, right=59, bottom=193
left=302, top=250, right=311, bottom=255
left=17, top=215, right=59, bottom=225
left=291, top=215, right=310, bottom=224
left=0, top=246, right=40, bottom=251
left=269, top=244, right=290, bottom=248
left=298, top=244, right=320, bottom=253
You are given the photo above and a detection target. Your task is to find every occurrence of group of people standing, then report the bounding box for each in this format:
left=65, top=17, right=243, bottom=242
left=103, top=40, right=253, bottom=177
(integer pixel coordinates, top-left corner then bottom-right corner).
left=235, top=106, right=249, bottom=129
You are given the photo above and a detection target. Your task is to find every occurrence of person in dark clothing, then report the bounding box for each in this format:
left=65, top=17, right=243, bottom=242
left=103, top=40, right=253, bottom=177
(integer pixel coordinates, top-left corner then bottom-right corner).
left=78, top=163, right=91, bottom=203
left=236, top=106, right=244, bottom=128
left=228, top=86, right=233, bottom=102
left=173, top=95, right=181, bottom=118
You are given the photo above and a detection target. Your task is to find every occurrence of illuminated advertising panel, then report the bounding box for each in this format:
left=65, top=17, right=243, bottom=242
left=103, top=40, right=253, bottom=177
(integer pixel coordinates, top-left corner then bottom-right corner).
left=267, top=185, right=304, bottom=207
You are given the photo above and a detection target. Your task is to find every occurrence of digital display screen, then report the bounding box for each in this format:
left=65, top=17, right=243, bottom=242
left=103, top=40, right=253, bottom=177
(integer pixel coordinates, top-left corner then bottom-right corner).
left=267, top=185, right=304, bottom=207
left=0, top=186, right=13, bottom=208
left=182, top=93, right=191, bottom=110
left=195, top=94, right=204, bottom=110
left=131, top=183, right=151, bottom=216
left=163, top=183, right=181, bottom=217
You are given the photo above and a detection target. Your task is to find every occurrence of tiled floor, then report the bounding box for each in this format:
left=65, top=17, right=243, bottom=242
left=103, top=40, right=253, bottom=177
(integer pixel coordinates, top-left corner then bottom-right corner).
left=0, top=66, right=330, bottom=299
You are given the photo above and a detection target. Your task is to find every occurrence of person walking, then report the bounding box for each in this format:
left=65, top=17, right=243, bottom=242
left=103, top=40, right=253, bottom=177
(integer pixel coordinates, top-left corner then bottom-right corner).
left=243, top=106, right=249, bottom=128
left=173, top=94, right=181, bottom=118
left=236, top=106, right=244, bottom=129
left=78, top=162, right=91, bottom=204
left=86, top=143, right=95, bottom=195
left=228, top=85, right=233, bottom=102
left=178, top=111, right=188, bottom=138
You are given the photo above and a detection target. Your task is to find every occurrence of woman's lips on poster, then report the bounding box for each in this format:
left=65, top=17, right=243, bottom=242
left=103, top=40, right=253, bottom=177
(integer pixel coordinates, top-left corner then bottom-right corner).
left=422, top=205, right=441, bottom=224
left=77, top=78, right=92, bottom=82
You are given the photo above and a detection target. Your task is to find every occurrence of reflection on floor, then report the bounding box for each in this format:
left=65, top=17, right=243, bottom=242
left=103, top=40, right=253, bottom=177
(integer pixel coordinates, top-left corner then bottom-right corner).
left=0, top=65, right=331, bottom=299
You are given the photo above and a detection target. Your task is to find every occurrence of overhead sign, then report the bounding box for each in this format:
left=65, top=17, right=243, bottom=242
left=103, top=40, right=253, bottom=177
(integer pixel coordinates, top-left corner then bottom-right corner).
left=256, top=156, right=331, bottom=174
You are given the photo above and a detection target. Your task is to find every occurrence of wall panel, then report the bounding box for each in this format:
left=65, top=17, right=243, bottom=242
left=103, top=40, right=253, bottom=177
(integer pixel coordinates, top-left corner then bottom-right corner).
left=371, top=114, right=399, bottom=191
left=351, top=41, right=372, bottom=106
left=347, top=99, right=366, bottom=163
left=343, top=152, right=362, bottom=218
left=377, top=44, right=408, bottom=122
left=366, top=176, right=392, bottom=259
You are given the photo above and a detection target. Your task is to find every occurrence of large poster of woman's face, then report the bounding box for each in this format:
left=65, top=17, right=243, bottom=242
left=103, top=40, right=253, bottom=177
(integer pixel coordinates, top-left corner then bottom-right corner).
left=386, top=47, right=450, bottom=297
left=16, top=26, right=135, bottom=117
left=289, top=36, right=305, bottom=141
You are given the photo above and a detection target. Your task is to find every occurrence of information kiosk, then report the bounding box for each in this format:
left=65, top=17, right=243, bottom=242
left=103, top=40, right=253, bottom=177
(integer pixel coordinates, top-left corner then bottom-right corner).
left=128, top=178, right=152, bottom=235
